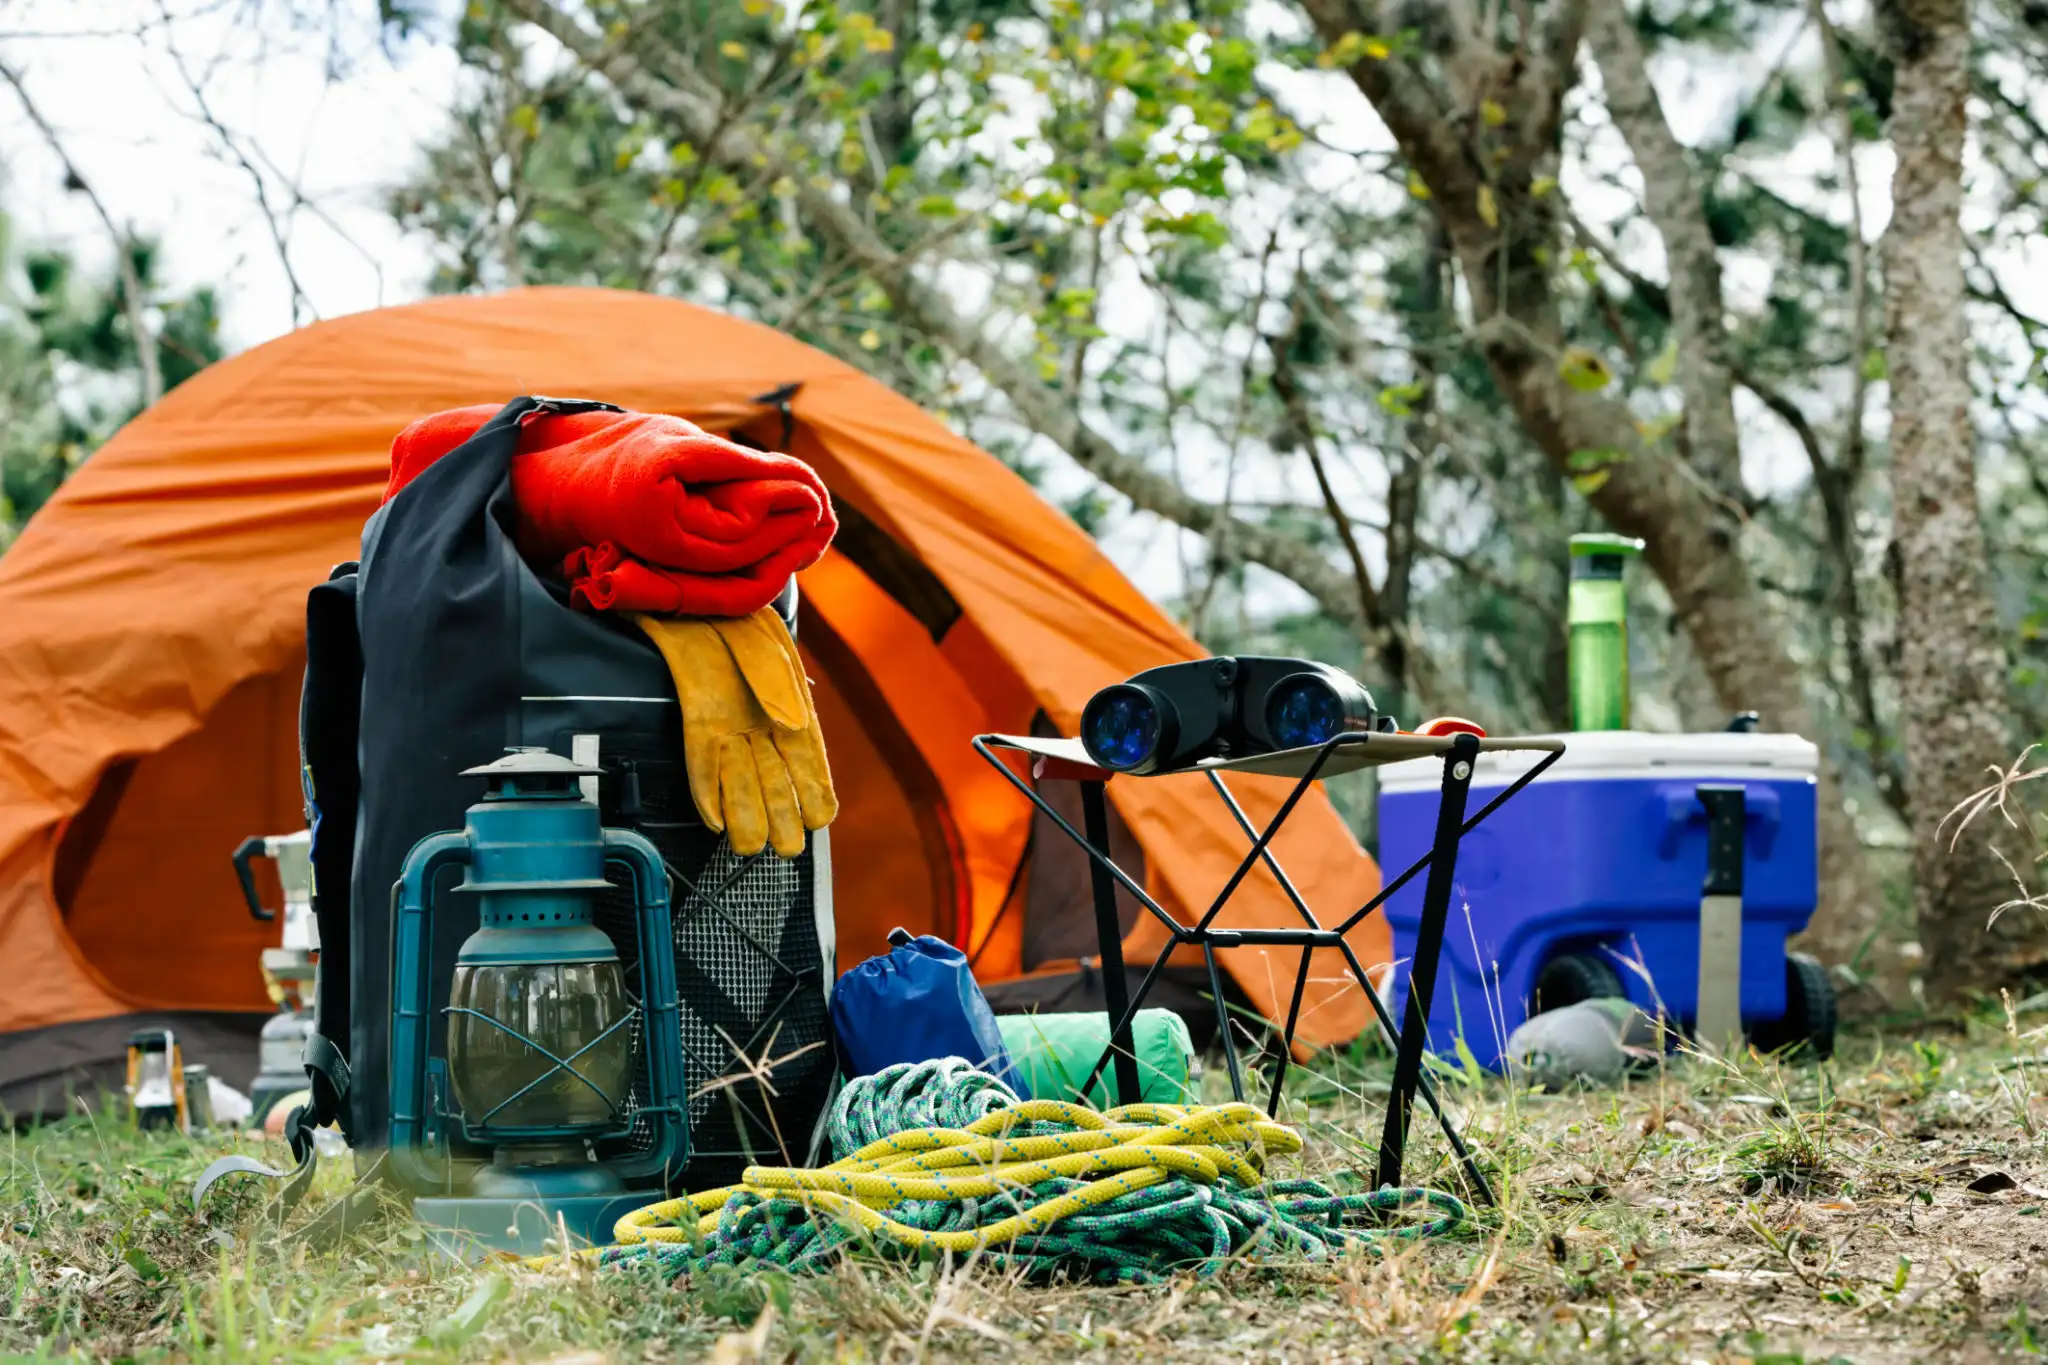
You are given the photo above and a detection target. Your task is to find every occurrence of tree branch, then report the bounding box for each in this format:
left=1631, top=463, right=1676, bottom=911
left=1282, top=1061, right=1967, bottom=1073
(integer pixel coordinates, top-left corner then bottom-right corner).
left=156, top=0, right=314, bottom=327
left=1190, top=229, right=1283, bottom=640
left=0, top=58, right=162, bottom=407
left=1585, top=0, right=1744, bottom=500
left=1735, top=365, right=1904, bottom=814
left=1811, top=0, right=1872, bottom=486
left=1384, top=223, right=1449, bottom=718
left=500, top=0, right=1394, bottom=647
left=1267, top=298, right=1386, bottom=634
left=1967, top=238, right=2048, bottom=339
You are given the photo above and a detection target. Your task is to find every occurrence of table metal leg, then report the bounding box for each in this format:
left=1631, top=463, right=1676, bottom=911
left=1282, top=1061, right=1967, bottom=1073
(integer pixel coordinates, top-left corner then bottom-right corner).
left=1210, top=769, right=1487, bottom=1195
left=1078, top=937, right=1177, bottom=1105
left=1268, top=947, right=1314, bottom=1117
left=1377, top=733, right=1479, bottom=1190
left=1336, top=938, right=1494, bottom=1205
left=1081, top=780, right=1142, bottom=1108
left=1333, top=746, right=1564, bottom=937
left=1203, top=940, right=1245, bottom=1101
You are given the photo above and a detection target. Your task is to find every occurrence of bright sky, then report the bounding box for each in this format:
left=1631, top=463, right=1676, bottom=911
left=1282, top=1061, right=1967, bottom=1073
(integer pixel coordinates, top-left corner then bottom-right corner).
left=0, top=0, right=452, bottom=348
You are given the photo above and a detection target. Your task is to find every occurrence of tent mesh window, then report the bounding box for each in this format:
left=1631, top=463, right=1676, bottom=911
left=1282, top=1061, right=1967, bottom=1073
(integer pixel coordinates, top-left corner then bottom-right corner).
left=588, top=736, right=830, bottom=1190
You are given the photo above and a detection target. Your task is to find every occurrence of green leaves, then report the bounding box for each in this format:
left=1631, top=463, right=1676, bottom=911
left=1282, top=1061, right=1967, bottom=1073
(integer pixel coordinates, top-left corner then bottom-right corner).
left=1635, top=410, right=1681, bottom=443
left=1317, top=31, right=1391, bottom=68
left=3, top=224, right=222, bottom=549
left=1241, top=104, right=1301, bottom=154
left=1645, top=335, right=1680, bottom=387
left=1558, top=347, right=1615, bottom=392
left=1146, top=212, right=1230, bottom=248
left=1050, top=287, right=1098, bottom=319
left=1378, top=381, right=1429, bottom=417
left=1567, top=447, right=1629, bottom=496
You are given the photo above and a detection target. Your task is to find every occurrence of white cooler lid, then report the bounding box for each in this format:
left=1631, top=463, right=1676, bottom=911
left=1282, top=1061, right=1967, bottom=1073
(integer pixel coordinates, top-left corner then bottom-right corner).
left=1377, top=729, right=1818, bottom=794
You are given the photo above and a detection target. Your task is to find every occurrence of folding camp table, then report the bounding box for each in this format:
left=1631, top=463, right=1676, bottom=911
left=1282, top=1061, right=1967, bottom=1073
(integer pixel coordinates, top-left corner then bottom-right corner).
left=972, top=728, right=1565, bottom=1204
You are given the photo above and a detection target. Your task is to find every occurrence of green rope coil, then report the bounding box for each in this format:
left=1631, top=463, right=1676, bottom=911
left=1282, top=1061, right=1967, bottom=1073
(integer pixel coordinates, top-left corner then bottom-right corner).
left=827, top=1057, right=1021, bottom=1155
left=594, top=1058, right=1467, bottom=1285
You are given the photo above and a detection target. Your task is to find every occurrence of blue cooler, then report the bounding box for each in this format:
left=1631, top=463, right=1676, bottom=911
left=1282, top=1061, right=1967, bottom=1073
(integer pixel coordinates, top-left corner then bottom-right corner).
left=1376, top=731, right=1820, bottom=1069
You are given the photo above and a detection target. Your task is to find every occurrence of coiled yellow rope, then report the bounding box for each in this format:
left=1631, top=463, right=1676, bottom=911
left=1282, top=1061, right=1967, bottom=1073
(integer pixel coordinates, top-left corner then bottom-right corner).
left=533, top=1061, right=1466, bottom=1282
left=611, top=1099, right=1290, bottom=1255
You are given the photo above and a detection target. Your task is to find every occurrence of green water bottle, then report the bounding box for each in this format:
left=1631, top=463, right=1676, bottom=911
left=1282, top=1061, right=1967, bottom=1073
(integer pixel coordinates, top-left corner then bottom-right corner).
left=1568, top=533, right=1644, bottom=731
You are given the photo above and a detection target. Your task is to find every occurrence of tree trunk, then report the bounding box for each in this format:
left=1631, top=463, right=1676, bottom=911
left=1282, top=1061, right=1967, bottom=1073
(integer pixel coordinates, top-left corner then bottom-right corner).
left=1293, top=0, right=1887, bottom=980
left=1880, top=0, right=2037, bottom=1000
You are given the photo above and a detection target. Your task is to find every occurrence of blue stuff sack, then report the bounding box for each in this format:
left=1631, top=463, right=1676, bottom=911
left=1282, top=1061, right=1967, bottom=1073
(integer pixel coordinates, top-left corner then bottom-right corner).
left=832, top=928, right=1025, bottom=1094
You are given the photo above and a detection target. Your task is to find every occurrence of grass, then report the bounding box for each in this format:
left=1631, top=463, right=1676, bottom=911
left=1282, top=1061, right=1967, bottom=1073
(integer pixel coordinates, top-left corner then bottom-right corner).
left=6, top=1006, right=2048, bottom=1364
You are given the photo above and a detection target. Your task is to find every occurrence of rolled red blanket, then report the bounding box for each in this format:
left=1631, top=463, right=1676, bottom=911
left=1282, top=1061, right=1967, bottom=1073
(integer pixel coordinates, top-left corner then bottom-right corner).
left=382, top=402, right=836, bottom=617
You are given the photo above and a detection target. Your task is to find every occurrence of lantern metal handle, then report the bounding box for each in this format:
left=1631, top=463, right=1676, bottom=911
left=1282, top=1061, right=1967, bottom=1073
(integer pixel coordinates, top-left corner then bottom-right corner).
left=386, top=832, right=473, bottom=1196
left=601, top=828, right=687, bottom=1184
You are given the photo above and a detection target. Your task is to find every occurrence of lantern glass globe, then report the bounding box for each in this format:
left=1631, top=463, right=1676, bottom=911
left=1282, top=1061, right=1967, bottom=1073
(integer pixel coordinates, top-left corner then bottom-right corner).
left=447, top=959, right=633, bottom=1132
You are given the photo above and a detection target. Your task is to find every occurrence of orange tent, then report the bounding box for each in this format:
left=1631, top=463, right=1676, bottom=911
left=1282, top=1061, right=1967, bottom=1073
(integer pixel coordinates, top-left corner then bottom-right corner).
left=0, top=288, right=1387, bottom=1106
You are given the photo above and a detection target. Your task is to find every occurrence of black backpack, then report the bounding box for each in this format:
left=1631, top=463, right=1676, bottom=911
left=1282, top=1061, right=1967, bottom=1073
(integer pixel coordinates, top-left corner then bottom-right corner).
left=296, top=396, right=836, bottom=1192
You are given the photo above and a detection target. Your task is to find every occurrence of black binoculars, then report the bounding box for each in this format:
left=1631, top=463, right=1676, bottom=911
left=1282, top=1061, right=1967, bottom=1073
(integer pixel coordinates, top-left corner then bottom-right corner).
left=1079, top=656, right=1385, bottom=775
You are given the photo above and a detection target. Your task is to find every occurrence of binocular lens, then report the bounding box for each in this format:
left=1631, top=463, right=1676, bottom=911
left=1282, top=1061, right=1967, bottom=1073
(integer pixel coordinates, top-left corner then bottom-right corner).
left=1082, top=684, right=1165, bottom=772
left=1266, top=672, right=1372, bottom=749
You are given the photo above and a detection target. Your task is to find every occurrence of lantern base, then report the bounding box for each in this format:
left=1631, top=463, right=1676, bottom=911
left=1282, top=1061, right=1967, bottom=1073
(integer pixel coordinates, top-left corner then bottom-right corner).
left=471, top=1147, right=626, bottom=1199
left=414, top=1194, right=650, bottom=1261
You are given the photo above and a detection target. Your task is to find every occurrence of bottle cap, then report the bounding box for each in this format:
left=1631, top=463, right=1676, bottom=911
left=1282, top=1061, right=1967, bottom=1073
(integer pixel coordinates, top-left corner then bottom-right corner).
left=1570, top=533, right=1645, bottom=581
left=1568, top=533, right=1645, bottom=556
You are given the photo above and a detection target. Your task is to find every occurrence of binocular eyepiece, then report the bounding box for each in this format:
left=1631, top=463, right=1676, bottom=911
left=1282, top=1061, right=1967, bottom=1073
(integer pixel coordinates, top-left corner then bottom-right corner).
left=1079, top=657, right=1382, bottom=775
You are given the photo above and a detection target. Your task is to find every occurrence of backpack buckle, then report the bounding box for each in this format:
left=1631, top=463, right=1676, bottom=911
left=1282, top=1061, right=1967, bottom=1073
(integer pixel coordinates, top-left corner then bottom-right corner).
left=523, top=395, right=624, bottom=422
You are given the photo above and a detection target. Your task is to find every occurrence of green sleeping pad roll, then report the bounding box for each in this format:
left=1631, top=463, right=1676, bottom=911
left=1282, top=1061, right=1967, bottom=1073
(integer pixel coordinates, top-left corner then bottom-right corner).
left=995, top=1009, right=1197, bottom=1107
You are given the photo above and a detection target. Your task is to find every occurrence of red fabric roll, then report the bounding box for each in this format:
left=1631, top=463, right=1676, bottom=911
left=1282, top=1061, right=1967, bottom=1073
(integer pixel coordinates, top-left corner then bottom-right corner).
left=381, top=402, right=836, bottom=617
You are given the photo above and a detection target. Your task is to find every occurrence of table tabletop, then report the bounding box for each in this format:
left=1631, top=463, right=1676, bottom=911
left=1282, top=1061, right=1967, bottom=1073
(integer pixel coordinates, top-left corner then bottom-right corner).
left=981, top=731, right=1566, bottom=780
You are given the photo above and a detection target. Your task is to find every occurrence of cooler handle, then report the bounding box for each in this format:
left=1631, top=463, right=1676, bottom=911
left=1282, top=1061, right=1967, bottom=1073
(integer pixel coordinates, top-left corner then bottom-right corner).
left=1657, top=784, right=1778, bottom=859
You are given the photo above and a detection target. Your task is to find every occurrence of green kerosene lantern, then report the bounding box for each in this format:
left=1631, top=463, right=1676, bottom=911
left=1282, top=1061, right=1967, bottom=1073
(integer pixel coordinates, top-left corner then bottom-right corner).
left=387, top=748, right=687, bottom=1256
left=1567, top=533, right=1645, bottom=731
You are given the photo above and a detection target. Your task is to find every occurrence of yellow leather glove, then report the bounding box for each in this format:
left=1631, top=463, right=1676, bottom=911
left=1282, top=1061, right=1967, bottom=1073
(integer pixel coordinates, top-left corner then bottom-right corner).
left=633, top=609, right=837, bottom=858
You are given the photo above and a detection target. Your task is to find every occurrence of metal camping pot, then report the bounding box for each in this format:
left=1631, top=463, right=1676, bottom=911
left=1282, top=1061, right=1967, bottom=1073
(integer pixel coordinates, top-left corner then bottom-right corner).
left=250, top=1009, right=315, bottom=1127
left=233, top=829, right=318, bottom=954
left=183, top=1064, right=214, bottom=1132
left=233, top=829, right=319, bottom=1125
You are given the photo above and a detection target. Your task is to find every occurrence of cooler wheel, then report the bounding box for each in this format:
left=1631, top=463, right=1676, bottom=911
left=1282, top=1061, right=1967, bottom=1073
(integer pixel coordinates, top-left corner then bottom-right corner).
left=1531, top=951, right=1626, bottom=1014
left=1748, top=952, right=1836, bottom=1061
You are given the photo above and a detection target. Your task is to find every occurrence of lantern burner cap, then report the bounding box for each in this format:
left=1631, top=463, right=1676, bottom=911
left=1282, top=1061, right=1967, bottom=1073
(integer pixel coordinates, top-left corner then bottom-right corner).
left=462, top=747, right=603, bottom=801
left=461, top=747, right=603, bottom=779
